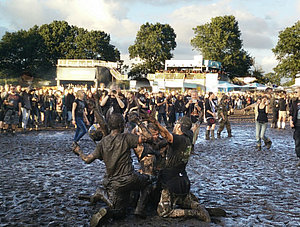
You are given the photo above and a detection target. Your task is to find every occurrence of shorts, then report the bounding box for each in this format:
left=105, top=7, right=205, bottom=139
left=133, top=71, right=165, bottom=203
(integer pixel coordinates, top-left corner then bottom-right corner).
left=206, top=117, right=216, bottom=126
left=278, top=111, right=287, bottom=119
left=4, top=109, right=19, bottom=125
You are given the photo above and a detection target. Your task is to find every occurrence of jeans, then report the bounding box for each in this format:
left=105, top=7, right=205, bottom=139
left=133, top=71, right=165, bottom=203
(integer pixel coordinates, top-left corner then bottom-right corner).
left=74, top=117, right=87, bottom=143
left=158, top=113, right=167, bottom=125
left=294, top=127, right=300, bottom=158
left=255, top=121, right=269, bottom=145
left=175, top=112, right=184, bottom=122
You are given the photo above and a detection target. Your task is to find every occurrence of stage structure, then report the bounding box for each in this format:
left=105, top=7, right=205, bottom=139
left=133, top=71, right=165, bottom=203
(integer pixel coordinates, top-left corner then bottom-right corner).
left=56, top=59, right=127, bottom=87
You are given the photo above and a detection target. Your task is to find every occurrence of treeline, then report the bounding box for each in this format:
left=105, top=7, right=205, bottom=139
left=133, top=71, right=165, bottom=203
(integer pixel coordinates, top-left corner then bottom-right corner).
left=0, top=21, right=120, bottom=79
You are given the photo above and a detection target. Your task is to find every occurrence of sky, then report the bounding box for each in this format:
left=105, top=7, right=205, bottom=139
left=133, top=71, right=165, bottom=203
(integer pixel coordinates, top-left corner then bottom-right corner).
left=0, top=0, right=299, bottom=74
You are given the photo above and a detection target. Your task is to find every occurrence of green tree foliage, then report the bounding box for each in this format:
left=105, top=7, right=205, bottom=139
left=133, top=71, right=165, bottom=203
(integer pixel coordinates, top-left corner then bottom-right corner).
left=264, top=72, right=281, bottom=86
left=0, top=26, right=52, bottom=78
left=128, top=22, right=176, bottom=78
left=0, top=20, right=120, bottom=80
left=272, top=20, right=300, bottom=80
left=191, top=15, right=252, bottom=78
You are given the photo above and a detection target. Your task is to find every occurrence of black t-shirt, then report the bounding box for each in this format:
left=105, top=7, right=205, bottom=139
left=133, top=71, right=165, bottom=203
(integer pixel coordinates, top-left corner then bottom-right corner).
left=278, top=98, right=287, bottom=111
left=165, top=133, right=192, bottom=170
left=174, top=99, right=185, bottom=113
left=157, top=97, right=166, bottom=113
left=93, top=133, right=139, bottom=178
left=4, top=93, right=21, bottom=110
left=296, top=100, right=300, bottom=127
left=205, top=99, right=216, bottom=118
left=74, top=99, right=86, bottom=118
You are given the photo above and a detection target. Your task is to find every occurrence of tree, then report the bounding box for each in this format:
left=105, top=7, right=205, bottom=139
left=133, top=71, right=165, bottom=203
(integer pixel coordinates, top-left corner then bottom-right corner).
left=191, top=15, right=252, bottom=78
left=272, top=20, right=300, bottom=81
left=0, top=26, right=53, bottom=79
left=128, top=22, right=176, bottom=78
left=0, top=20, right=120, bottom=80
left=264, top=72, right=281, bottom=86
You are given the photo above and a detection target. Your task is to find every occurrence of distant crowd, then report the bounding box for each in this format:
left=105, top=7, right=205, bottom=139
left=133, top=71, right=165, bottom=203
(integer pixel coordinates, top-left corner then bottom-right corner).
left=0, top=83, right=297, bottom=135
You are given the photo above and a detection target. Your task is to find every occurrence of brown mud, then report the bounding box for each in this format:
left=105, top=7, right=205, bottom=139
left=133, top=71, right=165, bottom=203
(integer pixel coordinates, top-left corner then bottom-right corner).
left=0, top=114, right=299, bottom=226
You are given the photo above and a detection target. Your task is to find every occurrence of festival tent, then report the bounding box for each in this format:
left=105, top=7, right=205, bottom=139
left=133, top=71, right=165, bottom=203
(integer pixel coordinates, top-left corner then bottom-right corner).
left=218, top=81, right=241, bottom=92
left=242, top=83, right=266, bottom=90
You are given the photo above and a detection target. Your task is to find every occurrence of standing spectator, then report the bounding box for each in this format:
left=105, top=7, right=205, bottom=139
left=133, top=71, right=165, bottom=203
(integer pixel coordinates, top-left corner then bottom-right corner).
left=86, top=90, right=96, bottom=126
left=270, top=93, right=279, bottom=128
left=166, top=94, right=176, bottom=128
left=100, top=89, right=125, bottom=120
left=30, top=89, right=40, bottom=128
left=3, top=86, right=22, bottom=135
left=217, top=95, right=232, bottom=138
left=156, top=92, right=168, bottom=125
left=289, top=87, right=300, bottom=167
left=72, top=90, right=89, bottom=148
left=174, top=94, right=185, bottom=121
left=0, top=86, right=5, bottom=133
left=20, top=87, right=32, bottom=131
left=65, top=89, right=75, bottom=127
left=277, top=93, right=288, bottom=129
left=185, top=91, right=203, bottom=144
left=255, top=96, right=272, bottom=151
left=204, top=92, right=217, bottom=140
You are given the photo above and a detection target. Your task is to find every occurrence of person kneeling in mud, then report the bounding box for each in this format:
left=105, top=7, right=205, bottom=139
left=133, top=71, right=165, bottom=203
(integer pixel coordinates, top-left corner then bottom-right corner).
left=149, top=115, right=211, bottom=222
left=72, top=113, right=154, bottom=227
left=132, top=122, right=169, bottom=217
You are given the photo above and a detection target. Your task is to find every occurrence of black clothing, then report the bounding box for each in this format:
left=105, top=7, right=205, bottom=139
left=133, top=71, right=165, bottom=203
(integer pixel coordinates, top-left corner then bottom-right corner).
left=20, top=91, right=32, bottom=110
left=205, top=99, right=216, bottom=119
left=290, top=98, right=300, bottom=127
left=4, top=93, right=21, bottom=110
left=93, top=133, right=139, bottom=178
left=159, top=132, right=193, bottom=195
left=278, top=98, right=287, bottom=111
left=66, top=93, right=75, bottom=111
left=102, top=97, right=123, bottom=118
left=257, top=105, right=268, bottom=123
left=174, top=99, right=185, bottom=113
left=157, top=97, right=166, bottom=114
left=74, top=99, right=87, bottom=118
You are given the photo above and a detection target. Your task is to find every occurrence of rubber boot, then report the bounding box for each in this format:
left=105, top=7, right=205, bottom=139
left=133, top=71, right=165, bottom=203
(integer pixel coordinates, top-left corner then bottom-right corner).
left=185, top=208, right=211, bottom=222
left=256, top=144, right=261, bottom=151
left=210, top=129, right=215, bottom=140
left=205, top=130, right=210, bottom=140
left=90, top=187, right=113, bottom=208
left=228, top=130, right=232, bottom=137
left=217, top=131, right=221, bottom=139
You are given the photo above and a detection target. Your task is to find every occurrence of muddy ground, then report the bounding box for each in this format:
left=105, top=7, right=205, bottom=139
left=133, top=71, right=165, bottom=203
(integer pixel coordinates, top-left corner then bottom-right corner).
left=0, top=114, right=300, bottom=227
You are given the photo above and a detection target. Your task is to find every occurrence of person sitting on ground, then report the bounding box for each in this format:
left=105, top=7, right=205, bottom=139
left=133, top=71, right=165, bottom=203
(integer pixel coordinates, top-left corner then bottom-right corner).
left=72, top=113, right=154, bottom=227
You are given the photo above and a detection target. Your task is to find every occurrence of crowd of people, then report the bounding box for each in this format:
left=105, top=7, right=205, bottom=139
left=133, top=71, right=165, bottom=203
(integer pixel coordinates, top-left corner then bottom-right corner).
left=1, top=82, right=299, bottom=225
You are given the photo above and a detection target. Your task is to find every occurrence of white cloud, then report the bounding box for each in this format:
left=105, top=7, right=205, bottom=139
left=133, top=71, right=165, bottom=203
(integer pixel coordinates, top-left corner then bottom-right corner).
left=0, top=0, right=139, bottom=41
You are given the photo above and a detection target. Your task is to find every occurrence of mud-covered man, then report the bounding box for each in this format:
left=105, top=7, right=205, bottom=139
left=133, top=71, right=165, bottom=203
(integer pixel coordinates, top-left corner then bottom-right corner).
left=72, top=113, right=153, bottom=226
left=217, top=95, right=232, bottom=138
left=151, top=116, right=211, bottom=222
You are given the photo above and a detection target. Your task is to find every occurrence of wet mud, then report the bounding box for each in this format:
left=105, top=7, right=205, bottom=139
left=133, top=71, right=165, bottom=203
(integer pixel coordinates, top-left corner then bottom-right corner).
left=0, top=115, right=299, bottom=226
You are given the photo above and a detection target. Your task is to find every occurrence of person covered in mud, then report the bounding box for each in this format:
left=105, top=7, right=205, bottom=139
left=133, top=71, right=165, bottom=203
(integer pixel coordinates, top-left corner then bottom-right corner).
left=145, top=114, right=211, bottom=222
left=72, top=113, right=154, bottom=227
left=217, top=95, right=232, bottom=138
